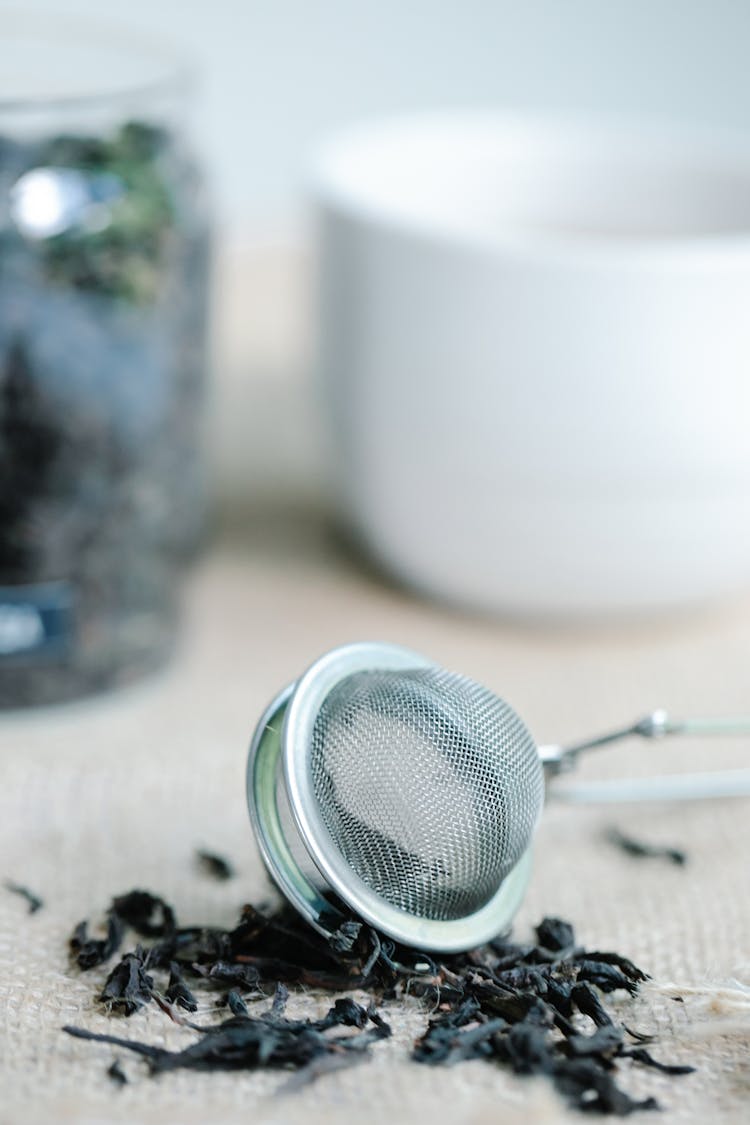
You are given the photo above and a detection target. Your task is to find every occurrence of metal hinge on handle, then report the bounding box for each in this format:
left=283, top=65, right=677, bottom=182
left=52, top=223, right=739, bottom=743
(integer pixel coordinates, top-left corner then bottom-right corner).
left=539, top=711, right=750, bottom=802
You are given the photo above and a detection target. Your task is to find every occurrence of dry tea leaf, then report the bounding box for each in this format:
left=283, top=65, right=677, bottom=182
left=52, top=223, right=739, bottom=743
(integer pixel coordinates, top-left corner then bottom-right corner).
left=63, top=888, right=694, bottom=1115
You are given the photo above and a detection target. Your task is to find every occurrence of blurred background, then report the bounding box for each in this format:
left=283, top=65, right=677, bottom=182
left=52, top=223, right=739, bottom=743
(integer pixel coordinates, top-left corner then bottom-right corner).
left=9, top=0, right=750, bottom=514
left=14, top=0, right=750, bottom=231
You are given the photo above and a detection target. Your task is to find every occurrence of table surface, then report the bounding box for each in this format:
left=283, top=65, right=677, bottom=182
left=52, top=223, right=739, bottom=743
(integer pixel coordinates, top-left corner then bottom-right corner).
left=2, top=246, right=750, bottom=1124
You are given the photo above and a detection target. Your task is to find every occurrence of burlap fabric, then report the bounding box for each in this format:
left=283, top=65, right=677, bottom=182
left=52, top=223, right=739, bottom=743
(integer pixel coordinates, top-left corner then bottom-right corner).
left=2, top=517, right=749, bottom=1124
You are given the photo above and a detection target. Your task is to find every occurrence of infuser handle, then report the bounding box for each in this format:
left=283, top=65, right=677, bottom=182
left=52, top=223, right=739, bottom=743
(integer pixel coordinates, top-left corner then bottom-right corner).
left=538, top=711, right=750, bottom=801
left=549, top=769, right=750, bottom=803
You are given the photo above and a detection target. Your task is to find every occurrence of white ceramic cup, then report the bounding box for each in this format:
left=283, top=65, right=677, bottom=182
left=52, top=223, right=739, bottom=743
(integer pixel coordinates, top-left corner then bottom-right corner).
left=312, top=113, right=750, bottom=618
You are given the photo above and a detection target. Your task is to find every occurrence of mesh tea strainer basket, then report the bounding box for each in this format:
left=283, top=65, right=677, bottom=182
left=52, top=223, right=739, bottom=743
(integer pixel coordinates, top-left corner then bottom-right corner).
left=246, top=642, right=545, bottom=953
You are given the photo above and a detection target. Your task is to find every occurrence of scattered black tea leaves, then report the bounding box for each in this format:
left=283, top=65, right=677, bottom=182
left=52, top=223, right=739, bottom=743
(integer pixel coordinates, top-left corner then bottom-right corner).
left=360, top=928, right=383, bottom=979
left=564, top=1024, right=624, bottom=1059
left=574, top=958, right=644, bottom=996
left=553, top=1058, right=660, bottom=1116
left=64, top=993, right=391, bottom=1076
left=100, top=951, right=154, bottom=1016
left=107, top=1058, right=128, bottom=1086
left=165, top=961, right=198, bottom=1012
left=413, top=1009, right=508, bottom=1067
left=270, top=982, right=289, bottom=1017
left=606, top=828, right=687, bottom=866
left=172, top=925, right=231, bottom=967
left=328, top=919, right=363, bottom=955
left=152, top=992, right=199, bottom=1028
left=535, top=916, right=575, bottom=953
left=200, top=960, right=263, bottom=992
left=197, top=850, right=235, bottom=881
left=64, top=1025, right=164, bottom=1064
left=623, top=1025, right=656, bottom=1044
left=410, top=918, right=689, bottom=1114
left=63, top=887, right=695, bottom=1113
left=621, top=1048, right=696, bottom=1076
left=226, top=990, right=250, bottom=1017
left=576, top=950, right=649, bottom=982
left=569, top=982, right=615, bottom=1028
left=70, top=913, right=124, bottom=970
left=499, top=1021, right=556, bottom=1076
left=4, top=879, right=43, bottom=913
left=112, top=890, right=176, bottom=938
left=329, top=997, right=369, bottom=1029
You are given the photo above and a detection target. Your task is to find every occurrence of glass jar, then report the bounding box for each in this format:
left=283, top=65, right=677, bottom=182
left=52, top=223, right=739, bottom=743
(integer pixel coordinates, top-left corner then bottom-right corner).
left=0, top=17, right=211, bottom=706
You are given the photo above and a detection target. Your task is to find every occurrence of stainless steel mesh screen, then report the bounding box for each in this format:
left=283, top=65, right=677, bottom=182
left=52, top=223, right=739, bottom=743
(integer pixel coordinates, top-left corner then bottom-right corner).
left=309, top=668, right=544, bottom=921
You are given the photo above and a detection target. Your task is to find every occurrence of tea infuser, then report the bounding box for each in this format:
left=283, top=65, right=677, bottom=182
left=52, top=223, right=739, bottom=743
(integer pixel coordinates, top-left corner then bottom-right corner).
left=246, top=641, right=750, bottom=953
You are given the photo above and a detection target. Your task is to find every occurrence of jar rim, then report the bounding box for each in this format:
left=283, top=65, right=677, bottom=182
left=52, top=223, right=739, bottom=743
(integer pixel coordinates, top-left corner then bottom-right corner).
left=0, top=12, right=194, bottom=113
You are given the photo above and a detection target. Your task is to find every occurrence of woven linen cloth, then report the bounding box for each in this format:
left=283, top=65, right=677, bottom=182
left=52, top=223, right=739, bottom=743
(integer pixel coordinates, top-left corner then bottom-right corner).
left=2, top=521, right=749, bottom=1125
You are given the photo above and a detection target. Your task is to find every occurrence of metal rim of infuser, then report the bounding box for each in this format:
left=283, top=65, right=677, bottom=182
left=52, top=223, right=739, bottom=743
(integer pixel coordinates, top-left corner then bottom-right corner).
left=246, top=641, right=544, bottom=953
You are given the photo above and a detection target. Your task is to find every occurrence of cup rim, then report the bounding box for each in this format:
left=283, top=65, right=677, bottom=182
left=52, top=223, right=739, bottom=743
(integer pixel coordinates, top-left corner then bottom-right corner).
left=311, top=110, right=750, bottom=263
